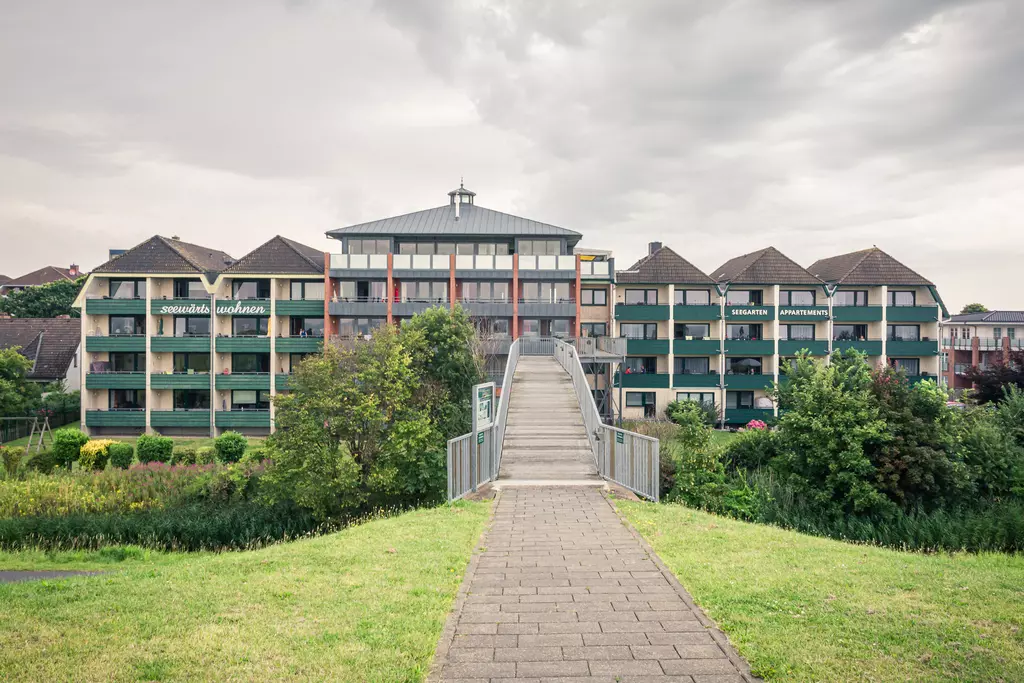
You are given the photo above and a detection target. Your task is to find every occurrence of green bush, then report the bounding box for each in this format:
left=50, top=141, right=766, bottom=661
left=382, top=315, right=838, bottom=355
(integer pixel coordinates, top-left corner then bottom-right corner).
left=78, top=439, right=115, bottom=471
left=196, top=446, right=218, bottom=465
left=215, top=431, right=247, bottom=463
left=241, top=447, right=267, bottom=464
left=1, top=446, right=25, bottom=477
left=666, top=399, right=717, bottom=427
left=107, top=442, right=134, bottom=469
left=136, top=434, right=173, bottom=464
left=52, top=428, right=89, bottom=469
left=722, top=428, right=778, bottom=471
left=171, top=446, right=198, bottom=466
left=25, top=450, right=56, bottom=475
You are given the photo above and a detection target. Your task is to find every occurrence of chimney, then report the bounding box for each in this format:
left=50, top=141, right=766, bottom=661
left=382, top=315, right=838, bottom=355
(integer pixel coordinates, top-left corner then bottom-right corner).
left=649, top=241, right=662, bottom=255
left=69, top=264, right=80, bottom=277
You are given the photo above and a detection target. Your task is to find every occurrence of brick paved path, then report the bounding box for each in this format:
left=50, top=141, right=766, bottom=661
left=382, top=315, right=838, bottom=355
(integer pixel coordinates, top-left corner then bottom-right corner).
left=432, top=486, right=757, bottom=682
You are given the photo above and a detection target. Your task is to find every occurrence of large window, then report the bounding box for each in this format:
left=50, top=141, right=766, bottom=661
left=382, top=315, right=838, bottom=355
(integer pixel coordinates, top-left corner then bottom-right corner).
left=109, top=353, right=145, bottom=372
left=580, top=289, right=608, bottom=306
left=625, top=391, right=656, bottom=418
left=521, top=282, right=571, bottom=303
left=290, top=317, right=325, bottom=337
left=290, top=281, right=325, bottom=300
left=726, top=391, right=754, bottom=409
left=462, top=282, right=510, bottom=302
left=289, top=353, right=315, bottom=372
left=620, top=323, right=658, bottom=339
left=232, top=353, right=270, bottom=373
left=674, top=357, right=710, bottom=375
left=110, top=279, right=146, bottom=299
left=780, top=324, right=814, bottom=341
left=475, top=318, right=511, bottom=337
left=109, top=316, right=145, bottom=335
left=173, top=279, right=206, bottom=298
left=347, top=239, right=389, bottom=255
left=173, top=353, right=210, bottom=373
left=726, top=324, right=761, bottom=340
left=834, top=290, right=867, bottom=307
left=888, top=325, right=920, bottom=341
left=834, top=324, right=868, bottom=341
left=726, top=290, right=763, bottom=306
left=581, top=322, right=607, bottom=338
left=727, top=357, right=763, bottom=375
left=888, top=290, right=916, bottom=307
left=109, top=389, right=144, bottom=410
left=779, top=290, right=815, bottom=306
left=232, top=317, right=268, bottom=336
left=889, top=358, right=921, bottom=375
left=518, top=240, right=560, bottom=256
left=174, top=390, right=210, bottom=410
left=337, top=318, right=386, bottom=337
left=677, top=391, right=715, bottom=406
left=475, top=243, right=510, bottom=255
left=174, top=316, right=210, bottom=337
left=338, top=280, right=387, bottom=302
left=231, top=390, right=271, bottom=411
left=400, top=281, right=448, bottom=302
left=624, top=289, right=658, bottom=305
left=623, top=357, right=657, bottom=374
left=520, top=319, right=571, bottom=338
left=675, top=323, right=710, bottom=339
left=232, top=280, right=270, bottom=300
left=674, top=290, right=711, bottom=305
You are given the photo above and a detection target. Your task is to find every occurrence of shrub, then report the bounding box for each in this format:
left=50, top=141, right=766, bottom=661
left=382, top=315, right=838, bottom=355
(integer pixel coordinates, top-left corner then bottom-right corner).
left=722, top=428, right=778, bottom=471
left=241, top=447, right=267, bottom=464
left=171, top=446, right=198, bottom=466
left=78, top=439, right=115, bottom=471
left=1, top=446, right=25, bottom=477
left=108, top=442, right=134, bottom=469
left=52, top=428, right=89, bottom=469
left=215, top=432, right=247, bottom=463
left=25, top=450, right=56, bottom=475
left=136, top=434, right=173, bottom=464
left=196, top=446, right=218, bottom=465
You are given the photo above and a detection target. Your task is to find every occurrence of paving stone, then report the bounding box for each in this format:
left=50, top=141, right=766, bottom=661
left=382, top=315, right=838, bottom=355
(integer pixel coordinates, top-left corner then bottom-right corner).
left=494, top=646, right=563, bottom=661
left=561, top=645, right=634, bottom=660
left=516, top=660, right=591, bottom=677
left=517, top=633, right=585, bottom=647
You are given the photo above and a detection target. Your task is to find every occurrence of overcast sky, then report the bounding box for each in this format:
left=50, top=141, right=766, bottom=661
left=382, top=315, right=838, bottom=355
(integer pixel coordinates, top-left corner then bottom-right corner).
left=1, top=0, right=1022, bottom=311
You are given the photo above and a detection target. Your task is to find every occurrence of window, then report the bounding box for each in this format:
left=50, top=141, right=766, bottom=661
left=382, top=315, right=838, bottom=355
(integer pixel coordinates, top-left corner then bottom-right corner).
left=833, top=290, right=867, bottom=307
left=173, top=279, right=206, bottom=298
left=232, top=317, right=268, bottom=336
left=521, top=319, right=541, bottom=337
left=173, top=353, right=210, bottom=373
left=521, top=319, right=571, bottom=337
left=338, top=318, right=385, bottom=337
left=521, top=282, right=571, bottom=303
left=110, top=389, right=145, bottom=410
left=462, top=282, right=510, bottom=302
left=624, top=289, right=658, bottom=305
left=674, top=323, right=710, bottom=339
left=779, top=290, right=815, bottom=306
left=518, top=239, right=560, bottom=255
left=174, top=390, right=210, bottom=410
left=620, top=323, right=658, bottom=340
left=232, top=280, right=270, bottom=300
left=232, top=353, right=270, bottom=373
left=289, top=353, right=314, bottom=372
left=888, top=290, right=916, bottom=307
left=290, top=281, right=325, bottom=300
left=726, top=324, right=761, bottom=340
left=109, top=279, right=146, bottom=299
left=477, top=242, right=511, bottom=255
left=674, top=290, right=711, bottom=305
left=677, top=392, right=715, bottom=406
left=625, top=392, right=656, bottom=418
left=1010, top=328, right=1016, bottom=340
left=290, top=317, right=325, bottom=337
left=581, top=322, right=607, bottom=338
left=581, top=289, right=608, bottom=306
left=435, top=243, right=455, bottom=255
left=889, top=358, right=921, bottom=375
left=231, top=390, right=271, bottom=411
left=474, top=318, right=511, bottom=337
left=674, top=357, right=710, bottom=375
left=623, top=357, right=658, bottom=374
left=174, top=316, right=210, bottom=337
left=726, top=391, right=754, bottom=409
left=727, top=357, right=763, bottom=375
left=993, top=327, right=1002, bottom=340
left=109, top=316, right=145, bottom=335
left=887, top=325, right=920, bottom=341
left=726, top=290, right=762, bottom=306
left=109, top=353, right=145, bottom=372
left=338, top=280, right=387, bottom=302
left=780, top=324, right=814, bottom=341
left=400, top=281, right=448, bottom=302
left=347, top=239, right=389, bottom=255
left=834, top=324, right=868, bottom=341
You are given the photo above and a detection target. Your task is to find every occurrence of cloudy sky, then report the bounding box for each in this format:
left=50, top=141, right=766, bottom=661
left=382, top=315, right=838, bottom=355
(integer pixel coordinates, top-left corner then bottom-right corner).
left=1, top=0, right=1022, bottom=310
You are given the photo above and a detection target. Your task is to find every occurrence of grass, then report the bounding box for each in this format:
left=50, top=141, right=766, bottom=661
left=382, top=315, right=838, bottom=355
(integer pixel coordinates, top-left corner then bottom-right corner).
left=617, top=500, right=1024, bottom=682
left=711, top=429, right=738, bottom=447
left=0, top=501, right=490, bottom=682
left=4, top=421, right=265, bottom=451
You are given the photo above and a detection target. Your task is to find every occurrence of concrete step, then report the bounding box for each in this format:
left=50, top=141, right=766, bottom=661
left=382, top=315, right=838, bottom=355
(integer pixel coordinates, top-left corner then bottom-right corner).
left=502, top=439, right=591, bottom=449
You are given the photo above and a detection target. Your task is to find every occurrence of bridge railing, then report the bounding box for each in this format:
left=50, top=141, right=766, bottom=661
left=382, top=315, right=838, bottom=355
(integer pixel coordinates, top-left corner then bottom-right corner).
left=553, top=339, right=660, bottom=501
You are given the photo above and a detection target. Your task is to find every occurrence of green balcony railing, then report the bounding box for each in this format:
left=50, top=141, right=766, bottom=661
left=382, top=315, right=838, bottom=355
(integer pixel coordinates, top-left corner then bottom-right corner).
left=625, top=339, right=670, bottom=355
left=672, top=373, right=720, bottom=388
left=85, top=410, right=146, bottom=428
left=672, top=305, right=720, bottom=321
left=906, top=374, right=939, bottom=385
left=151, top=373, right=212, bottom=389
left=85, top=372, right=146, bottom=390
left=723, top=339, right=774, bottom=355
left=832, top=305, right=883, bottom=322
left=833, top=339, right=883, bottom=355
left=215, top=411, right=271, bottom=428
left=85, top=336, right=146, bottom=352
left=886, top=306, right=939, bottom=322
left=615, top=304, right=670, bottom=321
left=276, top=300, right=325, bottom=316
left=724, top=408, right=774, bottom=425
left=85, top=298, right=146, bottom=315
left=215, top=336, right=271, bottom=353
left=215, top=373, right=272, bottom=390
left=275, top=337, right=324, bottom=354
left=151, top=336, right=211, bottom=353
left=724, top=374, right=774, bottom=390
left=275, top=373, right=294, bottom=392
left=150, top=410, right=211, bottom=428
left=673, top=339, right=721, bottom=355
left=778, top=340, right=829, bottom=356
left=886, top=339, right=939, bottom=356
left=618, top=372, right=671, bottom=389
left=724, top=305, right=775, bottom=321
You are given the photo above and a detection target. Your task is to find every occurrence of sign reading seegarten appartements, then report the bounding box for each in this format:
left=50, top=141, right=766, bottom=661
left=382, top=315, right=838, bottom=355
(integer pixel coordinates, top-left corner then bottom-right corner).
left=215, top=300, right=271, bottom=315
left=779, top=307, right=829, bottom=320
left=725, top=306, right=775, bottom=320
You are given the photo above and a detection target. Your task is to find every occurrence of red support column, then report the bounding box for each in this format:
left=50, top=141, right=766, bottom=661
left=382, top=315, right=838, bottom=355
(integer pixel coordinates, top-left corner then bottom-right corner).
left=971, top=336, right=980, bottom=389
left=1003, top=335, right=1011, bottom=364
left=512, top=253, right=519, bottom=340
left=449, top=254, right=456, bottom=311
left=386, top=253, right=394, bottom=325
left=574, top=256, right=582, bottom=338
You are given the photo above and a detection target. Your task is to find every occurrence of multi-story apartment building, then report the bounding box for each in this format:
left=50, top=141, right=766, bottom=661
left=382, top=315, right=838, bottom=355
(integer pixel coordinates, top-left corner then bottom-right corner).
left=941, top=311, right=1024, bottom=392
left=76, top=235, right=325, bottom=437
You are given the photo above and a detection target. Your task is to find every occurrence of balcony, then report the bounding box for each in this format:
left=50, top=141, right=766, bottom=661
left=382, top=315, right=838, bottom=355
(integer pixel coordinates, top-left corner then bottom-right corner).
left=150, top=298, right=212, bottom=316
left=723, top=339, right=774, bottom=355
left=832, top=305, right=883, bottom=322
left=579, top=261, right=611, bottom=280
left=618, top=372, right=670, bottom=389
left=276, top=299, right=324, bottom=316
left=215, top=336, right=271, bottom=353
left=517, top=255, right=577, bottom=280
left=328, top=298, right=389, bottom=317
left=215, top=373, right=272, bottom=390
left=215, top=410, right=271, bottom=428
left=778, top=306, right=829, bottom=321
left=85, top=410, right=146, bottom=428
left=151, top=335, right=211, bottom=353
left=275, top=336, right=323, bottom=354
left=672, top=373, right=720, bottom=388
left=887, top=339, right=939, bottom=356
left=216, top=299, right=271, bottom=316
left=615, top=304, right=670, bottom=321
left=673, top=339, right=721, bottom=355
left=724, top=408, right=774, bottom=425
left=275, top=373, right=294, bottom=391
left=725, top=374, right=774, bottom=390
left=392, top=300, right=449, bottom=317
left=454, top=254, right=514, bottom=278
left=85, top=298, right=146, bottom=315
left=518, top=300, right=576, bottom=317
left=626, top=339, right=670, bottom=355
left=672, top=304, right=720, bottom=321
left=151, top=373, right=211, bottom=389
left=886, top=306, right=938, bottom=322
left=460, top=300, right=514, bottom=317
left=391, top=254, right=451, bottom=275
left=329, top=253, right=388, bottom=276
left=151, top=410, right=211, bottom=428
left=724, top=306, right=775, bottom=321
left=833, top=339, right=883, bottom=355
left=85, top=372, right=146, bottom=390
left=85, top=335, right=146, bottom=352
left=778, top=340, right=829, bottom=356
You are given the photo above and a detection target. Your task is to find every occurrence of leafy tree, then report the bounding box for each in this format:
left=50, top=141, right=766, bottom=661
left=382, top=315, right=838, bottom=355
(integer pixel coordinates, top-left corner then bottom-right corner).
left=0, top=276, right=85, bottom=318
left=959, top=302, right=988, bottom=314
left=665, top=398, right=718, bottom=427
left=41, top=380, right=79, bottom=419
left=964, top=350, right=1024, bottom=404
left=0, top=348, right=42, bottom=417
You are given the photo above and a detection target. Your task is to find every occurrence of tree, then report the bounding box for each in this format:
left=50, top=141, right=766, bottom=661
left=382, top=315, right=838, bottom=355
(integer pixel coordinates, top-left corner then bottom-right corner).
left=0, top=347, right=42, bottom=417
left=965, top=350, right=1024, bottom=404
left=0, top=277, right=85, bottom=318
left=960, top=302, right=988, bottom=314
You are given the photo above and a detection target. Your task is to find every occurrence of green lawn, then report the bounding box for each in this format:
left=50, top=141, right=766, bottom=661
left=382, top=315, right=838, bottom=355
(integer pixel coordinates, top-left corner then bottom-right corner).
left=617, top=500, right=1024, bottom=682
left=0, top=501, right=490, bottom=682
left=4, top=421, right=265, bottom=452
left=711, top=429, right=738, bottom=447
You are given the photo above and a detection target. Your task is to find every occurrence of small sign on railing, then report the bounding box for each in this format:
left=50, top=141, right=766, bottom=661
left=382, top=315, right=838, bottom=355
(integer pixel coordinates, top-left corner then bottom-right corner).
left=474, top=382, right=494, bottom=431
left=616, top=431, right=624, bottom=444
left=477, top=431, right=485, bottom=445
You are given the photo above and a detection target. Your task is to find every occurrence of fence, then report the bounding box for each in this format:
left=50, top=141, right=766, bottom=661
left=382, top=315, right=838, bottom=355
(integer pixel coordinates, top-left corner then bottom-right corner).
left=0, top=413, right=75, bottom=444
